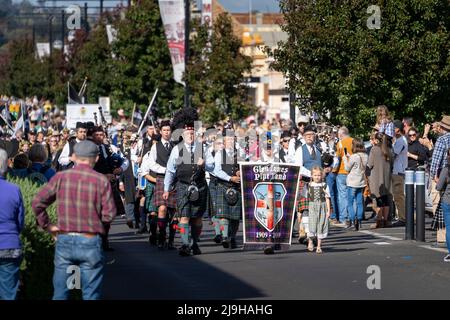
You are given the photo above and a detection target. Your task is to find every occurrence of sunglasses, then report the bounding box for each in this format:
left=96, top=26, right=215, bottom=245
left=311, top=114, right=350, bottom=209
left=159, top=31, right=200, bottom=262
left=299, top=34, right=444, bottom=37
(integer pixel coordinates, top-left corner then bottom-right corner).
left=282, top=139, right=290, bottom=143
left=409, top=133, right=417, bottom=137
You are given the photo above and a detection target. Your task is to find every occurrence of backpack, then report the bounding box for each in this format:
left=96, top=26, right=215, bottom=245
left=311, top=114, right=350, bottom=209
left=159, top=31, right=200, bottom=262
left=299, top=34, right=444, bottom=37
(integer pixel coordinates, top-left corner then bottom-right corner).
left=27, top=165, right=50, bottom=185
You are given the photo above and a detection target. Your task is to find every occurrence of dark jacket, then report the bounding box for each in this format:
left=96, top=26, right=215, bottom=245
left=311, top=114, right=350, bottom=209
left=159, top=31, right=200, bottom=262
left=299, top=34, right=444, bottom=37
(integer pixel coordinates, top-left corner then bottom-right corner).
left=407, top=140, right=428, bottom=168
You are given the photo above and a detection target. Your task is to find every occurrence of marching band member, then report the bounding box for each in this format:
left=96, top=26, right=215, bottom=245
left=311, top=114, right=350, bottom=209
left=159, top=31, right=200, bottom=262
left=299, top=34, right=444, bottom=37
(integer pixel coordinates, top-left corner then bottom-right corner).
left=163, top=108, right=214, bottom=256
left=213, top=124, right=242, bottom=249
left=146, top=120, right=178, bottom=250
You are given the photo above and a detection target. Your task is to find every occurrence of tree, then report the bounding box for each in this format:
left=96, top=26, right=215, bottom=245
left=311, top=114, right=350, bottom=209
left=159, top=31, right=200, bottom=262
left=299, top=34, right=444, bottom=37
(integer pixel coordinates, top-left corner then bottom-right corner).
left=271, top=0, right=450, bottom=136
left=110, top=0, right=183, bottom=118
left=185, top=13, right=254, bottom=124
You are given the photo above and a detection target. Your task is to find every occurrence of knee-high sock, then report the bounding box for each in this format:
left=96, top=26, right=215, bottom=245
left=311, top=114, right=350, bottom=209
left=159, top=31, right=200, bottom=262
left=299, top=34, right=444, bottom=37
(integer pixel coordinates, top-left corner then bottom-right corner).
left=157, top=217, right=167, bottom=238
left=219, top=219, right=230, bottom=239
left=149, top=215, right=158, bottom=236
left=229, top=219, right=240, bottom=240
left=139, top=206, right=146, bottom=229
left=211, top=217, right=221, bottom=236
left=178, top=223, right=190, bottom=246
left=169, top=219, right=178, bottom=242
left=190, top=222, right=202, bottom=245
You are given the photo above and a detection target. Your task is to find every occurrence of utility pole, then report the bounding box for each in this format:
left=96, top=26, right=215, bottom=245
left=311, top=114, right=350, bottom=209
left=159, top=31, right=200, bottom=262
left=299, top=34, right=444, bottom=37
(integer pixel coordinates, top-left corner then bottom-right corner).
left=84, top=3, right=88, bottom=33
left=48, top=15, right=53, bottom=57
left=184, top=0, right=190, bottom=108
left=61, top=10, right=65, bottom=47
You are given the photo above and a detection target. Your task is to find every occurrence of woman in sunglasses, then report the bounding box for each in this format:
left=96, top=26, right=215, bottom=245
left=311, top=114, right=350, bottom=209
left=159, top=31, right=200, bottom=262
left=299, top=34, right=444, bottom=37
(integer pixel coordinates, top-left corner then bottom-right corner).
left=407, top=127, right=428, bottom=169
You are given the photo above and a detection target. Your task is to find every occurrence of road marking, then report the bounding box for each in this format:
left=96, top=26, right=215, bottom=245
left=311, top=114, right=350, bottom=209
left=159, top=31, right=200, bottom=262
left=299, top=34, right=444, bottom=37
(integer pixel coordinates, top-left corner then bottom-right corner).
left=373, top=242, right=391, bottom=245
left=359, top=230, right=403, bottom=241
left=418, top=245, right=448, bottom=254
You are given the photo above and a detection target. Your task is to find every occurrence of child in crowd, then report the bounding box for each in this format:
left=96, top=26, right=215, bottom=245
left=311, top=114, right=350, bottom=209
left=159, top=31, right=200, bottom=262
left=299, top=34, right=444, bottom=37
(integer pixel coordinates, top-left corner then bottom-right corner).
left=375, top=105, right=394, bottom=139
left=307, top=166, right=331, bottom=253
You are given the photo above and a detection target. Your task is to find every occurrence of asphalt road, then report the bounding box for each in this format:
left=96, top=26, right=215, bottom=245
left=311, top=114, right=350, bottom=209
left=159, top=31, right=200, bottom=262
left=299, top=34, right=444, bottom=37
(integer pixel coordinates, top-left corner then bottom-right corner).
left=102, top=217, right=450, bottom=300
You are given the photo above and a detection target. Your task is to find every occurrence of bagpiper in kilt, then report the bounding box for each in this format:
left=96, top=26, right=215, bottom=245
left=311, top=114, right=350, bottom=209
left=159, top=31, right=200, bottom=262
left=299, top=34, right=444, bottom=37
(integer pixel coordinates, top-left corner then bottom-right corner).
left=213, top=130, right=242, bottom=249
left=140, top=144, right=159, bottom=243
left=206, top=136, right=224, bottom=244
left=164, top=108, right=214, bottom=256
left=147, top=120, right=178, bottom=249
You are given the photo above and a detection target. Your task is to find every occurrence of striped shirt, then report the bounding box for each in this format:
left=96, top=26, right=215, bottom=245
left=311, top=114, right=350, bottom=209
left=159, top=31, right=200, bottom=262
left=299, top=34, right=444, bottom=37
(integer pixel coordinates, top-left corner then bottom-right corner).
left=430, top=132, right=450, bottom=178
left=32, top=163, right=116, bottom=235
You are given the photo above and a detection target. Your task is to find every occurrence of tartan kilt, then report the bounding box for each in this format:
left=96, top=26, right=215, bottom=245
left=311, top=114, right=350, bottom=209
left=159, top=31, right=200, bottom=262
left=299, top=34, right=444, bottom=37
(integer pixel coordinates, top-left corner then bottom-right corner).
left=144, top=182, right=158, bottom=213
left=208, top=179, right=218, bottom=216
left=214, top=183, right=242, bottom=221
left=176, top=182, right=208, bottom=218
left=297, top=180, right=311, bottom=213
left=153, top=176, right=177, bottom=209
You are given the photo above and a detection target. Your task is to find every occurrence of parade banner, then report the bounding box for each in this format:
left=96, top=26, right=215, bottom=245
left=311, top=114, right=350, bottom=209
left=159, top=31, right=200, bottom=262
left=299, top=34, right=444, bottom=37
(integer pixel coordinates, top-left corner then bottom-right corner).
left=240, top=162, right=301, bottom=248
left=66, top=104, right=111, bottom=129
left=159, top=0, right=185, bottom=85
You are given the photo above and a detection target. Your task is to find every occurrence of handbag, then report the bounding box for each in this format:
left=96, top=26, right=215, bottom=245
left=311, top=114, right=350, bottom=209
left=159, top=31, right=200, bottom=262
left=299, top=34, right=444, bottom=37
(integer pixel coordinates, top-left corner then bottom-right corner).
left=186, top=182, right=200, bottom=202
left=225, top=187, right=239, bottom=206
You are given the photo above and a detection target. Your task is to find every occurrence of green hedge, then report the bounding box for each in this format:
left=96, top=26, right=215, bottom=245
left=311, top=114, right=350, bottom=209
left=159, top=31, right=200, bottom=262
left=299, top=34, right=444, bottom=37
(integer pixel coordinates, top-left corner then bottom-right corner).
left=7, top=176, right=56, bottom=300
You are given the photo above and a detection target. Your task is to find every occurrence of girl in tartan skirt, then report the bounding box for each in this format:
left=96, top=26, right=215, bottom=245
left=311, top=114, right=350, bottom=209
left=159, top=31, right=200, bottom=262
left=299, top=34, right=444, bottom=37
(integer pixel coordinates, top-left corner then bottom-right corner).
left=213, top=133, right=242, bottom=249
left=306, top=166, right=331, bottom=253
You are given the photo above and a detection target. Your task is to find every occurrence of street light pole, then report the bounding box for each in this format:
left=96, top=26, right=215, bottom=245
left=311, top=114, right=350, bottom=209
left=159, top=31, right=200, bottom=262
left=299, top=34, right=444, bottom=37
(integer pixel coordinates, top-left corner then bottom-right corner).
left=184, top=0, right=190, bottom=109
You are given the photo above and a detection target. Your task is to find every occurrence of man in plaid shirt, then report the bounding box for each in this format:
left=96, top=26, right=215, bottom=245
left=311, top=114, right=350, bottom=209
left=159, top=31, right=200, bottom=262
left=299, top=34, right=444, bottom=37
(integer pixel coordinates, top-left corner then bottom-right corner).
left=32, top=140, right=116, bottom=300
left=430, top=115, right=450, bottom=182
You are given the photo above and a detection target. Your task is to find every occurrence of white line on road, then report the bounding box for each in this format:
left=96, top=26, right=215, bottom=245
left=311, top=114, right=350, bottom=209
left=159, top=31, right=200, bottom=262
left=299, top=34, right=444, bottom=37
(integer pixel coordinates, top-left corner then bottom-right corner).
left=359, top=230, right=403, bottom=241
left=373, top=242, right=392, bottom=245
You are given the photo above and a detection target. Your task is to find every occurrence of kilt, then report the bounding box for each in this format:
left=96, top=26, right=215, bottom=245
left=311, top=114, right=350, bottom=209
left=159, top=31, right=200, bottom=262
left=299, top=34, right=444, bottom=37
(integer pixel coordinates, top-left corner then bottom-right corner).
left=297, top=180, right=311, bottom=213
left=176, top=182, right=208, bottom=218
left=153, top=176, right=177, bottom=209
left=214, top=183, right=242, bottom=221
left=209, top=178, right=218, bottom=215
left=144, top=182, right=158, bottom=213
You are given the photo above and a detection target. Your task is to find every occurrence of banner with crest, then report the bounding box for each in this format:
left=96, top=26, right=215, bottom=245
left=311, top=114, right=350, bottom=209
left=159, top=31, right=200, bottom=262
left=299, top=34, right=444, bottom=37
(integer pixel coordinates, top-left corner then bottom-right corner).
left=240, top=162, right=301, bottom=249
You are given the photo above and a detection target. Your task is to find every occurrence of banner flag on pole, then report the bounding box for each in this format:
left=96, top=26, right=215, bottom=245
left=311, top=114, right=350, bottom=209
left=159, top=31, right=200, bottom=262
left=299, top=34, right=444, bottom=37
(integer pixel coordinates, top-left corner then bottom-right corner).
left=158, top=0, right=186, bottom=85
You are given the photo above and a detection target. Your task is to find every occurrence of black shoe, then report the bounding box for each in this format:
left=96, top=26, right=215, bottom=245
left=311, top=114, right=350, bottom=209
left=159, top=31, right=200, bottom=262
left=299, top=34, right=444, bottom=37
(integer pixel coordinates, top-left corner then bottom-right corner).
left=158, top=233, right=166, bottom=249
left=222, top=238, right=230, bottom=249
left=230, top=239, right=237, bottom=249
left=179, top=245, right=191, bottom=256
left=264, top=246, right=274, bottom=254
left=167, top=241, right=176, bottom=250
left=137, top=227, right=148, bottom=234
left=126, top=220, right=134, bottom=229
left=149, top=235, right=157, bottom=245
left=392, top=220, right=406, bottom=227
left=354, top=220, right=360, bottom=231
left=213, top=234, right=223, bottom=244
left=191, top=243, right=202, bottom=255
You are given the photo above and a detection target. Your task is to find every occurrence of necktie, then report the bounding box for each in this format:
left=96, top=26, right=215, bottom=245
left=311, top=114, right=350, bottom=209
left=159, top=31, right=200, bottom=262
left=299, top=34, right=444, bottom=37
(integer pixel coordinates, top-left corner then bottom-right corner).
left=311, top=146, right=316, bottom=159
left=165, top=142, right=170, bottom=151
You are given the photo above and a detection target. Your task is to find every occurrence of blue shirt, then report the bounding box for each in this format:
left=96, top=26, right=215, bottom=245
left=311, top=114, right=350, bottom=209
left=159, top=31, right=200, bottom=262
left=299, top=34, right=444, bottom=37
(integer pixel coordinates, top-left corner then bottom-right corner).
left=0, top=176, right=25, bottom=250
left=392, top=135, right=408, bottom=175
left=31, top=162, right=56, bottom=181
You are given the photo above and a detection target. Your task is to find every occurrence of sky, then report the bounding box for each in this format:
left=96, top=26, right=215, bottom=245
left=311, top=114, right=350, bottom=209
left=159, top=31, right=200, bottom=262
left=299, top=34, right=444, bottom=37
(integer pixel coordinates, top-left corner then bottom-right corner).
left=20, top=0, right=281, bottom=13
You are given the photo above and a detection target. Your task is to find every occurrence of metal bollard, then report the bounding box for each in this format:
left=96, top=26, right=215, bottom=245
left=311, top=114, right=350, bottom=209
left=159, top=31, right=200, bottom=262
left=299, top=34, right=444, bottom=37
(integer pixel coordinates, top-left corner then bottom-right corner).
left=415, top=168, right=426, bottom=242
left=405, top=169, right=415, bottom=240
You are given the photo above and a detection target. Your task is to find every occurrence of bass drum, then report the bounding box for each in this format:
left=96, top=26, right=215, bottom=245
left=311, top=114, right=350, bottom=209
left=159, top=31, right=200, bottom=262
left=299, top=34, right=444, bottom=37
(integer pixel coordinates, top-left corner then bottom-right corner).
left=137, top=172, right=147, bottom=190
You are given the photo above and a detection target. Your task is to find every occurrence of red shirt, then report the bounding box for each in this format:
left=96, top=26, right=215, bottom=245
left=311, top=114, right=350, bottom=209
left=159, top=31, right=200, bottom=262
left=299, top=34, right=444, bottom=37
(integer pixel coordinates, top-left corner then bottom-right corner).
left=32, top=163, right=116, bottom=235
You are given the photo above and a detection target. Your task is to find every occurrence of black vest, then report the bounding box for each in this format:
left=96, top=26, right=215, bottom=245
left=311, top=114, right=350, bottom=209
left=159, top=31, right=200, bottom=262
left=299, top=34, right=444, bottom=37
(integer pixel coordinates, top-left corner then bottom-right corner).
left=279, top=148, right=288, bottom=163
left=94, top=144, right=113, bottom=174
left=68, top=139, right=77, bottom=157
left=155, top=140, right=173, bottom=174
left=220, top=148, right=238, bottom=178
left=176, top=143, right=205, bottom=185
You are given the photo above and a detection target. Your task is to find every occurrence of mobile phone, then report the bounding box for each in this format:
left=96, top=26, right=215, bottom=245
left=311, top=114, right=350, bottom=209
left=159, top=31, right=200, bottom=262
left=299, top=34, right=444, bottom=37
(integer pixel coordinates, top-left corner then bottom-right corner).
left=344, top=147, right=348, bottom=155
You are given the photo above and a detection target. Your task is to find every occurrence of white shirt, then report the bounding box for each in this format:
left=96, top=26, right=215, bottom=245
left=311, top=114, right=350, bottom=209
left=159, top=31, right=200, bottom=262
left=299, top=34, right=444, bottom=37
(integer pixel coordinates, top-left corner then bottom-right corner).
left=147, top=138, right=171, bottom=175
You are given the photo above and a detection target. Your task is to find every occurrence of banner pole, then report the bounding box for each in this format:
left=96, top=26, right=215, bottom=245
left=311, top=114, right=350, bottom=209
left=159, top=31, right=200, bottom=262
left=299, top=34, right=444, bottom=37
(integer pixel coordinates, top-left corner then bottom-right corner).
left=138, top=88, right=159, bottom=135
